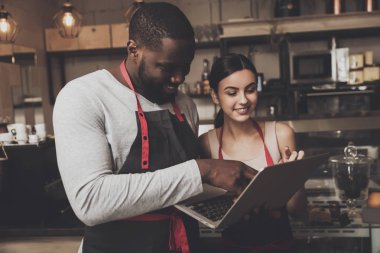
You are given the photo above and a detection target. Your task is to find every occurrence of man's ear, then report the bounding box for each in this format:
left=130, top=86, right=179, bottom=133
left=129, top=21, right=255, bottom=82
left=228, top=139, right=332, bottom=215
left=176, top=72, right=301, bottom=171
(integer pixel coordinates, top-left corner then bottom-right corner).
left=210, top=89, right=219, bottom=105
left=127, top=40, right=138, bottom=59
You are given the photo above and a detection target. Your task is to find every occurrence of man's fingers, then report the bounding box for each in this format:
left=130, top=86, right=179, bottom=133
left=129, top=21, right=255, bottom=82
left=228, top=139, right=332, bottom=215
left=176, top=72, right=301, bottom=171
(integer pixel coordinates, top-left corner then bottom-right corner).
left=243, top=167, right=258, bottom=180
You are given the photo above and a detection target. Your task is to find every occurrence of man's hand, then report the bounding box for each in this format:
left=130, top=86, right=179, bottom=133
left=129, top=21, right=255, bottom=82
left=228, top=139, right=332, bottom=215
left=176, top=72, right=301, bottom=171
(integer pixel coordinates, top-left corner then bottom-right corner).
left=196, top=159, right=258, bottom=196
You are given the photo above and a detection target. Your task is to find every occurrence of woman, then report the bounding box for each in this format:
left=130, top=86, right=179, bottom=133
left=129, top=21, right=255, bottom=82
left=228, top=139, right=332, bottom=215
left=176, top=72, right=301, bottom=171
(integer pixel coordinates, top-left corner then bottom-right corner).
left=198, top=53, right=307, bottom=253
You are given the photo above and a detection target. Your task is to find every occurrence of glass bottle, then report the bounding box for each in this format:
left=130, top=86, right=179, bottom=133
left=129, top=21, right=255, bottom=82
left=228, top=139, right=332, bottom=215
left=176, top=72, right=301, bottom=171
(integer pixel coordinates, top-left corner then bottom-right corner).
left=201, top=59, right=210, bottom=95
left=326, top=0, right=345, bottom=15
left=361, top=0, right=377, bottom=12
left=124, top=0, right=145, bottom=27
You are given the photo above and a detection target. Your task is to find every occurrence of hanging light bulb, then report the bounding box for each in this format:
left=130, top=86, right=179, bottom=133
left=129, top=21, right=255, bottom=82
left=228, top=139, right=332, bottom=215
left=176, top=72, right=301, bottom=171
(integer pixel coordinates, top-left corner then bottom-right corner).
left=124, top=0, right=144, bottom=27
left=0, top=3, right=19, bottom=43
left=53, top=0, right=82, bottom=39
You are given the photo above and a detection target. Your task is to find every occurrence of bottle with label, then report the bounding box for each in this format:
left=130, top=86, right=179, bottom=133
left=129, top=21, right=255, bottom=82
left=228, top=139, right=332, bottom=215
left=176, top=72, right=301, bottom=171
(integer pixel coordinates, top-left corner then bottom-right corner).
left=201, top=59, right=210, bottom=95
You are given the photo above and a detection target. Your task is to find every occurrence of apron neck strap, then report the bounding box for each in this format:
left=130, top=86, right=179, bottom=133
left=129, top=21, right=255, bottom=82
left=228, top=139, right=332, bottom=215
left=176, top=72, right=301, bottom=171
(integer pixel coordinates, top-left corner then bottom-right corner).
left=218, top=120, right=274, bottom=166
left=171, top=101, right=184, bottom=122
left=120, top=59, right=150, bottom=169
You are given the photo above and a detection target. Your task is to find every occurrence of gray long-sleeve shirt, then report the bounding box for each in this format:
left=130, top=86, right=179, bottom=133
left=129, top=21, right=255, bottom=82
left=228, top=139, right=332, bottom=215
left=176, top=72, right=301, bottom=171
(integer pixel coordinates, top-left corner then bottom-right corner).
left=53, top=69, right=203, bottom=227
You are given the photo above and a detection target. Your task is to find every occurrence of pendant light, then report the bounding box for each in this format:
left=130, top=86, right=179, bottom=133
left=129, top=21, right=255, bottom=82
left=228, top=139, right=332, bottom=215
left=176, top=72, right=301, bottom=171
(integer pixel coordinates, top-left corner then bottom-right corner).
left=53, top=0, right=82, bottom=39
left=0, top=1, right=19, bottom=43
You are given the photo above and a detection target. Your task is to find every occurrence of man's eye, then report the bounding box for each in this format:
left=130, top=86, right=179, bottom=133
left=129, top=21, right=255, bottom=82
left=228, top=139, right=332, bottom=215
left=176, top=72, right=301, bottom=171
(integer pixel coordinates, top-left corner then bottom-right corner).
left=160, top=66, right=170, bottom=72
left=158, top=65, right=173, bottom=73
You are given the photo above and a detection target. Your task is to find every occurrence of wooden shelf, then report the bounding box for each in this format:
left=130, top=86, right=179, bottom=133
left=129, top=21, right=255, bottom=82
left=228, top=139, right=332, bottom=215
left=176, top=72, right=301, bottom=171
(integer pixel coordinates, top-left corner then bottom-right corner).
left=220, top=11, right=380, bottom=40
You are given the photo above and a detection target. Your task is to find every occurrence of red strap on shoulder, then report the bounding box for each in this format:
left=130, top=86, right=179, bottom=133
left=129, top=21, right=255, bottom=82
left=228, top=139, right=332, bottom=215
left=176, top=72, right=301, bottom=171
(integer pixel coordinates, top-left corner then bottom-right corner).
left=218, top=127, right=224, bottom=160
left=119, top=60, right=149, bottom=169
left=171, top=101, right=184, bottom=122
left=252, top=120, right=274, bottom=166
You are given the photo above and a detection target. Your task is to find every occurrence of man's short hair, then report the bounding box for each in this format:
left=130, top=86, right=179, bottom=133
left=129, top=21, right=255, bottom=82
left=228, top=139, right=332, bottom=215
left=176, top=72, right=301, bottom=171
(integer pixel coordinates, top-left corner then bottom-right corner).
left=129, top=2, right=195, bottom=51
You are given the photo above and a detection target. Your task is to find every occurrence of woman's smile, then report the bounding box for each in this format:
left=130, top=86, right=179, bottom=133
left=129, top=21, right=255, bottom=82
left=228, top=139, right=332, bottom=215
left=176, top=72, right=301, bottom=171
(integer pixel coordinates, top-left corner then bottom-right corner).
left=234, top=106, right=250, bottom=115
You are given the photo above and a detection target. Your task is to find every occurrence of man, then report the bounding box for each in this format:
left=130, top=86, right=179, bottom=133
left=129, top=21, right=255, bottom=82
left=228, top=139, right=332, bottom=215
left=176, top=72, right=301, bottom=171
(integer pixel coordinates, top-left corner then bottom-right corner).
left=53, top=2, right=256, bottom=253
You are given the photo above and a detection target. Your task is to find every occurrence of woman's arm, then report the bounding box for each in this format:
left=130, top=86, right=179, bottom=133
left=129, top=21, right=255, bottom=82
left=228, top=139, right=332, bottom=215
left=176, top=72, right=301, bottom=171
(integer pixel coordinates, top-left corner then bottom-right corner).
left=275, top=122, right=308, bottom=219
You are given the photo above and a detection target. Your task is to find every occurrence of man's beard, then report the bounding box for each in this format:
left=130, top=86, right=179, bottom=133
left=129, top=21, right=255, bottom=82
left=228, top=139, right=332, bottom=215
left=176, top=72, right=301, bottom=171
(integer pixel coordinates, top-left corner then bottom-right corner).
left=137, top=58, right=176, bottom=104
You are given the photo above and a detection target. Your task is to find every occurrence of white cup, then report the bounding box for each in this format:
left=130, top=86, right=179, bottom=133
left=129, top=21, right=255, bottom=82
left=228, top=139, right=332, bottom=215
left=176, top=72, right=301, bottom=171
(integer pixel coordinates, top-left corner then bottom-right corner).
left=37, top=131, right=46, bottom=142
left=7, top=123, right=27, bottom=136
left=16, top=133, right=28, bottom=145
left=6, top=124, right=15, bottom=133
left=26, top=125, right=32, bottom=135
left=34, top=123, right=46, bottom=134
left=0, top=133, right=13, bottom=144
left=28, top=134, right=39, bottom=144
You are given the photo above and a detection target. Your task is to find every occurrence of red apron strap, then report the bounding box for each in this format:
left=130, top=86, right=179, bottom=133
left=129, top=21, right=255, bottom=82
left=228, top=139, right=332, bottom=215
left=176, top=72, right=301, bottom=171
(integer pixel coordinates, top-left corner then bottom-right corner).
left=218, top=126, right=224, bottom=160
left=119, top=60, right=149, bottom=169
left=126, top=212, right=189, bottom=253
left=218, top=120, right=274, bottom=166
left=252, top=120, right=274, bottom=166
left=171, top=101, right=185, bottom=122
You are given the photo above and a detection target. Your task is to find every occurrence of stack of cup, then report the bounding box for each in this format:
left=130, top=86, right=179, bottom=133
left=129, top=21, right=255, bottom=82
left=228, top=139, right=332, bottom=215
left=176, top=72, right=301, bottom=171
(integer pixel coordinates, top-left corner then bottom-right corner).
left=7, top=123, right=28, bottom=144
left=0, top=132, right=13, bottom=144
left=34, top=123, right=46, bottom=142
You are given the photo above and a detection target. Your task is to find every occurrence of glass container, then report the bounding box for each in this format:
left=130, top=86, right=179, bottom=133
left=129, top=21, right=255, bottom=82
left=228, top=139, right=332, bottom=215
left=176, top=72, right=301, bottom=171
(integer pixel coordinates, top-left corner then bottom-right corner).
left=330, top=142, right=373, bottom=218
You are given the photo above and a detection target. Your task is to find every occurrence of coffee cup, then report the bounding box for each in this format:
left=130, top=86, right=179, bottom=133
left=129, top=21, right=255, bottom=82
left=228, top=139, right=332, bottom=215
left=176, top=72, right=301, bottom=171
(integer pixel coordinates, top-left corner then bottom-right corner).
left=28, top=134, right=39, bottom=144
left=7, top=123, right=27, bottom=136
left=37, top=131, right=47, bottom=142
left=16, top=133, right=28, bottom=145
left=0, top=133, right=13, bottom=144
left=34, top=123, right=46, bottom=133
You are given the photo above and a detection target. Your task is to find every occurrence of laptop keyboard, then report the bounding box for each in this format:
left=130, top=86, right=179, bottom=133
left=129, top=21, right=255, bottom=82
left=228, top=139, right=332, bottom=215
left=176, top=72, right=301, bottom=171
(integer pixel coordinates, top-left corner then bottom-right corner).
left=187, top=195, right=234, bottom=221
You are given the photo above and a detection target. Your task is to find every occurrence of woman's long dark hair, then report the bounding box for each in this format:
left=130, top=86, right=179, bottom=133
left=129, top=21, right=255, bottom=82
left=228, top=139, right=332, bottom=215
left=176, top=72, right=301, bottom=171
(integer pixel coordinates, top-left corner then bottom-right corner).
left=209, top=53, right=258, bottom=128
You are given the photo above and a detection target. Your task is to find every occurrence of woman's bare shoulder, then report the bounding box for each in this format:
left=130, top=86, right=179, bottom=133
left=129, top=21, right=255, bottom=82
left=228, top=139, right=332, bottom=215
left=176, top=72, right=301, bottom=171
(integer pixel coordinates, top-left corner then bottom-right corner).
left=275, top=121, right=294, bottom=139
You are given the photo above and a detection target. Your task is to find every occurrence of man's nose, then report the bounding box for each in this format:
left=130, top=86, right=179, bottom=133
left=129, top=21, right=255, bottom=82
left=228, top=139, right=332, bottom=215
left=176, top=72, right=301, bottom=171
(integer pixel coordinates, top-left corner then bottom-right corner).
left=170, top=71, right=185, bottom=84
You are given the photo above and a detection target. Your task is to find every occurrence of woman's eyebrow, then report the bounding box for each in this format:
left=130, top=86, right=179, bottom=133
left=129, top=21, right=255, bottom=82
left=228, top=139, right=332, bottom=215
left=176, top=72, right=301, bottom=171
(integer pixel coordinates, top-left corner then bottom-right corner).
left=223, top=86, right=238, bottom=91
left=223, top=82, right=257, bottom=91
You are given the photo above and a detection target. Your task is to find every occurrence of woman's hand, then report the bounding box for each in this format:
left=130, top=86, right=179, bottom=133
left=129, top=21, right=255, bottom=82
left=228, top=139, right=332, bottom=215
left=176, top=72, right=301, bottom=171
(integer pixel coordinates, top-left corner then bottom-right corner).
left=279, top=146, right=305, bottom=163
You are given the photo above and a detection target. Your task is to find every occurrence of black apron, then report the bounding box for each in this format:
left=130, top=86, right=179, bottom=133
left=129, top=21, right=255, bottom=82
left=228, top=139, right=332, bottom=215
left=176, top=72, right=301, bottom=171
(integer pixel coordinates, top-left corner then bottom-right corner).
left=218, top=121, right=295, bottom=253
left=82, top=61, right=200, bottom=253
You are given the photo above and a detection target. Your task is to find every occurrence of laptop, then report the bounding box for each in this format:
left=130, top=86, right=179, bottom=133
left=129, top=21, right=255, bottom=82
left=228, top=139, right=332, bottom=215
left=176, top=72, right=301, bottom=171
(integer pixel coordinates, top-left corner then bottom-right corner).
left=175, top=153, right=329, bottom=229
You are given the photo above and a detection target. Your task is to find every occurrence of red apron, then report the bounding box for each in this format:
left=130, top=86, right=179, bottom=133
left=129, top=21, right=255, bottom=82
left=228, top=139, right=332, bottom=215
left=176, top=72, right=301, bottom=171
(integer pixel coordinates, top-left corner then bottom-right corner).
left=218, top=120, right=295, bottom=253
left=82, top=60, right=200, bottom=253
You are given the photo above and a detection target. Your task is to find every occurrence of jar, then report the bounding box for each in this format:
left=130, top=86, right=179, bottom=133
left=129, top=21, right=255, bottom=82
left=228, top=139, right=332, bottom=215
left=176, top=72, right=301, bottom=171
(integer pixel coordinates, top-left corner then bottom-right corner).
left=329, top=143, right=373, bottom=217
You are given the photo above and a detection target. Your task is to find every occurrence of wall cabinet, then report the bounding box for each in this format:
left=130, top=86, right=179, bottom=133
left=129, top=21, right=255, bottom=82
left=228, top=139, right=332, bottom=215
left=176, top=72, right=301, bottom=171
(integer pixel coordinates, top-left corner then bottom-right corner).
left=45, top=24, right=111, bottom=52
